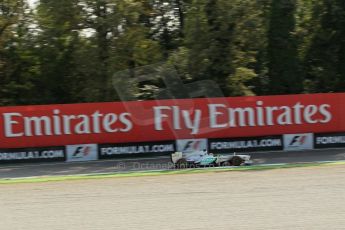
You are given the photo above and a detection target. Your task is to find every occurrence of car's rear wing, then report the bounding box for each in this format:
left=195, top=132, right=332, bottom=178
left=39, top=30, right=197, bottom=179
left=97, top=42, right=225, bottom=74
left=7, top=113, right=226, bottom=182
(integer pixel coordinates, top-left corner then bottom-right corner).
left=171, top=152, right=183, bottom=164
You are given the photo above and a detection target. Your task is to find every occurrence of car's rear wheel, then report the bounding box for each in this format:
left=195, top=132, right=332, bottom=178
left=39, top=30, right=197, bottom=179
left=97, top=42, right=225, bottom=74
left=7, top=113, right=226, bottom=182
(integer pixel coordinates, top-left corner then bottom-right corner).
left=231, top=156, right=244, bottom=166
left=221, top=161, right=231, bottom=166
left=175, top=158, right=188, bottom=169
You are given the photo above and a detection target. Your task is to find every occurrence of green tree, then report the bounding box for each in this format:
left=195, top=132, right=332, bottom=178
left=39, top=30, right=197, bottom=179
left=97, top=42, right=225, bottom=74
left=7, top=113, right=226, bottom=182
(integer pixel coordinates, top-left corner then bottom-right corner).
left=172, top=0, right=266, bottom=96
left=35, top=0, right=82, bottom=104
left=228, top=0, right=267, bottom=96
left=149, top=0, right=191, bottom=55
left=3, top=0, right=345, bottom=106
left=183, top=0, right=235, bottom=94
left=76, top=0, right=163, bottom=101
left=0, top=0, right=36, bottom=105
left=304, top=0, right=345, bottom=93
left=267, top=0, right=303, bottom=94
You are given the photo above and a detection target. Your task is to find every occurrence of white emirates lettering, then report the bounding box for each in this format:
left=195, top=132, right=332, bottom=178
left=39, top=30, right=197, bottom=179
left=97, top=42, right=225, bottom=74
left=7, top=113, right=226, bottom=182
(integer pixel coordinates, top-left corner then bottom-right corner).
left=3, top=110, right=133, bottom=137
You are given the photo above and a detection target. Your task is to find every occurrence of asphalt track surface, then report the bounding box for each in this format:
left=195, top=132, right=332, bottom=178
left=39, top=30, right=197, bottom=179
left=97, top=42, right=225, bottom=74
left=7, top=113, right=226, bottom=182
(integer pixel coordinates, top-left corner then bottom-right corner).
left=1, top=148, right=345, bottom=179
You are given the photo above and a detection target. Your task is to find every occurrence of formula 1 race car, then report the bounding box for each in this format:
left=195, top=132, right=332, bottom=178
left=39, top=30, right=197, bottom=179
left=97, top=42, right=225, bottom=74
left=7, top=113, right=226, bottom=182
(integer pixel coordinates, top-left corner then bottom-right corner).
left=171, top=150, right=252, bottom=168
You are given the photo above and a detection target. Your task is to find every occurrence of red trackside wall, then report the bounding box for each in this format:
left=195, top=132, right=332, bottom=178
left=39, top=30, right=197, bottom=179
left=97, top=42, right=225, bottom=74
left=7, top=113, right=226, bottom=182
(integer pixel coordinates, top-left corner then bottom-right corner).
left=0, top=93, right=344, bottom=148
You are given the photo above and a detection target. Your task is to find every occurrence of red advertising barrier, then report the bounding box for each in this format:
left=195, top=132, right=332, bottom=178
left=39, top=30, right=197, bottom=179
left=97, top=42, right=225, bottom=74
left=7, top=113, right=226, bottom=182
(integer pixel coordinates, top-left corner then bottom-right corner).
left=0, top=93, right=345, bottom=148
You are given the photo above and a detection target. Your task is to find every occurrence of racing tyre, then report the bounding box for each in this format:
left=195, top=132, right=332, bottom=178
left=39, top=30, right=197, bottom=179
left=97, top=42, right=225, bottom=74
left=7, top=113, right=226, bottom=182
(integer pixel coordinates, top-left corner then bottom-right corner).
left=231, top=156, right=244, bottom=166
left=221, top=161, right=231, bottom=167
left=175, top=158, right=188, bottom=169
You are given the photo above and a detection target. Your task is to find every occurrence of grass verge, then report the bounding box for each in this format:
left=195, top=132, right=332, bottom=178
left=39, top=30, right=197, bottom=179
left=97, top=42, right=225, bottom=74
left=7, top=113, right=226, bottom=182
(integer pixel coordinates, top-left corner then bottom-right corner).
left=1, top=161, right=345, bottom=185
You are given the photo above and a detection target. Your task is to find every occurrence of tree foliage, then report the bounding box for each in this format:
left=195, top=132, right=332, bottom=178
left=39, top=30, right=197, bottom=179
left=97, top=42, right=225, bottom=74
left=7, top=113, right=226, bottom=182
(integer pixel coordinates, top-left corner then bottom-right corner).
left=267, top=0, right=302, bottom=94
left=0, top=0, right=344, bottom=105
left=304, top=0, right=345, bottom=93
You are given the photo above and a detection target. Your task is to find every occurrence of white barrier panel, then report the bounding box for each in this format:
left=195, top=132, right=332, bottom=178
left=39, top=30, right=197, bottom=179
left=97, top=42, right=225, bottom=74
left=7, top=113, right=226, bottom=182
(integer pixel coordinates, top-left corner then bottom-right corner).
left=66, top=144, right=98, bottom=162
left=176, top=139, right=208, bottom=153
left=283, top=133, right=313, bottom=151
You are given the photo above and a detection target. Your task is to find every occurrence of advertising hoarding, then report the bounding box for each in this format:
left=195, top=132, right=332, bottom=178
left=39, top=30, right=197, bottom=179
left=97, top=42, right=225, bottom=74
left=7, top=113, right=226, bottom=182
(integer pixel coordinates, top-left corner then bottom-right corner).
left=283, top=133, right=314, bottom=151
left=314, top=133, right=345, bottom=148
left=66, top=144, right=98, bottom=162
left=209, top=136, right=283, bottom=153
left=99, top=141, right=175, bottom=159
left=176, top=139, right=208, bottom=152
left=0, top=93, right=344, bottom=148
left=0, top=146, right=65, bottom=163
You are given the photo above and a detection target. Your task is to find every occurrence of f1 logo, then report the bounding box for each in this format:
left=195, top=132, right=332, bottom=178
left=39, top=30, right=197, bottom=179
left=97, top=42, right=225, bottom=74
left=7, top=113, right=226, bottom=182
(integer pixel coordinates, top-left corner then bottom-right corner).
left=183, top=141, right=201, bottom=152
left=289, top=135, right=307, bottom=146
left=283, top=133, right=313, bottom=151
left=72, top=146, right=91, bottom=158
left=66, top=144, right=98, bottom=162
left=177, top=139, right=207, bottom=152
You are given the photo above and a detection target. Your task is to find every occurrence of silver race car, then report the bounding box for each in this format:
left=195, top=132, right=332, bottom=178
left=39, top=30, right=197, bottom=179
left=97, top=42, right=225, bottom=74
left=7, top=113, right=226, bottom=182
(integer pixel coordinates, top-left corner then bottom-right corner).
left=171, top=150, right=252, bottom=168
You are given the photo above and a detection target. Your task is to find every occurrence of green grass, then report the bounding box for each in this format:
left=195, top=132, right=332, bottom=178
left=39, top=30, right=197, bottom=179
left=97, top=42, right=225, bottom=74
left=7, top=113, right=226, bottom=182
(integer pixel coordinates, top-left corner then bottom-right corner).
left=1, top=161, right=345, bottom=185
